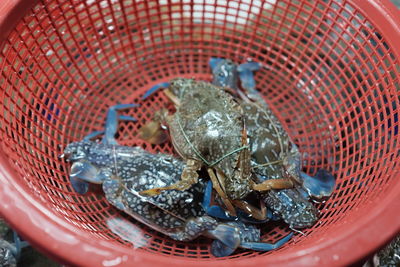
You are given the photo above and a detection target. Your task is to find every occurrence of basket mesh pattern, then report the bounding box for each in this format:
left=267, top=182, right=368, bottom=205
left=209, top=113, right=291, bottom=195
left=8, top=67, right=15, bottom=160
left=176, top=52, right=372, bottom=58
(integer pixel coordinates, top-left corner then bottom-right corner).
left=0, top=0, right=399, bottom=260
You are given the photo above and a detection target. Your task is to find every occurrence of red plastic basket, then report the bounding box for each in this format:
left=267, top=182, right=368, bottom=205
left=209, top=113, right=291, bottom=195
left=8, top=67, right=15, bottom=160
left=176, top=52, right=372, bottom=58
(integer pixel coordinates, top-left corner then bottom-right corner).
left=0, top=0, right=399, bottom=266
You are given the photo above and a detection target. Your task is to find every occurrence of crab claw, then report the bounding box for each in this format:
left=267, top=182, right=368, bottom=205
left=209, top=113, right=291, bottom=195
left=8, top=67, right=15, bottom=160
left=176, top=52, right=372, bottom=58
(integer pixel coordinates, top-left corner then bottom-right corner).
left=300, top=169, right=336, bottom=200
left=237, top=61, right=262, bottom=95
left=203, top=180, right=275, bottom=223
left=263, top=188, right=318, bottom=229
left=70, top=161, right=102, bottom=183
left=211, top=238, right=236, bottom=257
left=69, top=161, right=109, bottom=194
left=209, top=58, right=239, bottom=89
left=207, top=224, right=241, bottom=257
left=70, top=177, right=89, bottom=195
left=69, top=162, right=95, bottom=194
left=210, top=223, right=293, bottom=257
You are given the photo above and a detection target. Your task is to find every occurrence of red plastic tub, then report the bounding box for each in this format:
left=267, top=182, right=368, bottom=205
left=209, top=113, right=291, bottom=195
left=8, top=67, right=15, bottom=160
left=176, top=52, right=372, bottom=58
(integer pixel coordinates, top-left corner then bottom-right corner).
left=0, top=0, right=399, bottom=266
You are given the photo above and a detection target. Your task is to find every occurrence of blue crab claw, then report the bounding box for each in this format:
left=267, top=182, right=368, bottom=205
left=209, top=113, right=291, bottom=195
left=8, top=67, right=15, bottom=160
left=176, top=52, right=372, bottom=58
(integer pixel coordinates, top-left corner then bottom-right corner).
left=211, top=238, right=236, bottom=257
left=142, top=82, right=170, bottom=100
left=70, top=177, right=89, bottom=194
left=211, top=229, right=293, bottom=257
left=202, top=180, right=236, bottom=220
left=70, top=161, right=102, bottom=184
left=237, top=62, right=261, bottom=94
left=300, top=169, right=336, bottom=200
left=209, top=57, right=225, bottom=71
left=103, top=104, right=140, bottom=145
left=209, top=58, right=238, bottom=88
left=240, top=232, right=294, bottom=251
left=70, top=161, right=102, bottom=194
left=207, top=224, right=241, bottom=254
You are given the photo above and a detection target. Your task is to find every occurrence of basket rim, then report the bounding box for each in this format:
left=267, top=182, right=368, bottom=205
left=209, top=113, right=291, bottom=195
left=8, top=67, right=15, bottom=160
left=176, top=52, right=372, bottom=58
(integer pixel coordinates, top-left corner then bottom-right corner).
left=0, top=0, right=399, bottom=266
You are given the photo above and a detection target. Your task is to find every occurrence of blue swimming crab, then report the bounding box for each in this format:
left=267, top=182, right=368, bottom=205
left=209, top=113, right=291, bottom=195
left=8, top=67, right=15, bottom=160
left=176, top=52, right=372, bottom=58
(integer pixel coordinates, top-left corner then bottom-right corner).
left=208, top=58, right=336, bottom=228
left=140, top=58, right=335, bottom=228
left=63, top=104, right=293, bottom=256
left=138, top=78, right=294, bottom=218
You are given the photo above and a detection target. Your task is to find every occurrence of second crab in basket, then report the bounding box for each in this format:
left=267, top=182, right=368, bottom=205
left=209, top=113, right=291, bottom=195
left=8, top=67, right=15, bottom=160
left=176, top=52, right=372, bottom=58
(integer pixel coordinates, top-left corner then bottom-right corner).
left=208, top=57, right=336, bottom=229
left=139, top=57, right=336, bottom=229
left=137, top=78, right=296, bottom=218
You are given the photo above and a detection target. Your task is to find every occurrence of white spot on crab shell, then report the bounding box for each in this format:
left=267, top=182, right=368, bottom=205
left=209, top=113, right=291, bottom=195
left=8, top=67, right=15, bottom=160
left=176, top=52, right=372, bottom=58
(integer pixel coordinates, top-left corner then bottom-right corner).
left=184, top=198, right=193, bottom=204
left=154, top=179, right=167, bottom=188
left=158, top=171, right=172, bottom=181
left=205, top=129, right=219, bottom=138
left=139, top=177, right=147, bottom=185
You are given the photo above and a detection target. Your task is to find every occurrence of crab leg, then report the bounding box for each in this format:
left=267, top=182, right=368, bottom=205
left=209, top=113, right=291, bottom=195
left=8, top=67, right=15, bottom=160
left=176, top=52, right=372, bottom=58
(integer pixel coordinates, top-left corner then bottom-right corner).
left=163, top=89, right=181, bottom=107
left=142, top=82, right=170, bottom=100
left=210, top=221, right=294, bottom=257
left=171, top=216, right=241, bottom=247
left=103, top=104, right=139, bottom=145
left=252, top=178, right=294, bottom=192
left=208, top=169, right=237, bottom=217
left=139, top=159, right=202, bottom=196
left=231, top=199, right=268, bottom=221
left=241, top=232, right=294, bottom=251
left=202, top=180, right=236, bottom=220
left=223, top=124, right=253, bottom=201
left=84, top=130, right=104, bottom=141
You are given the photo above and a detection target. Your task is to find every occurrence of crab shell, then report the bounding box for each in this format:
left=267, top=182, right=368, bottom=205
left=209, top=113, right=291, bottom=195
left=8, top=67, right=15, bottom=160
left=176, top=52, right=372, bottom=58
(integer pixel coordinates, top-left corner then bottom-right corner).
left=240, top=101, right=300, bottom=180
left=241, top=101, right=318, bottom=228
left=166, top=78, right=253, bottom=199
left=64, top=140, right=214, bottom=239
